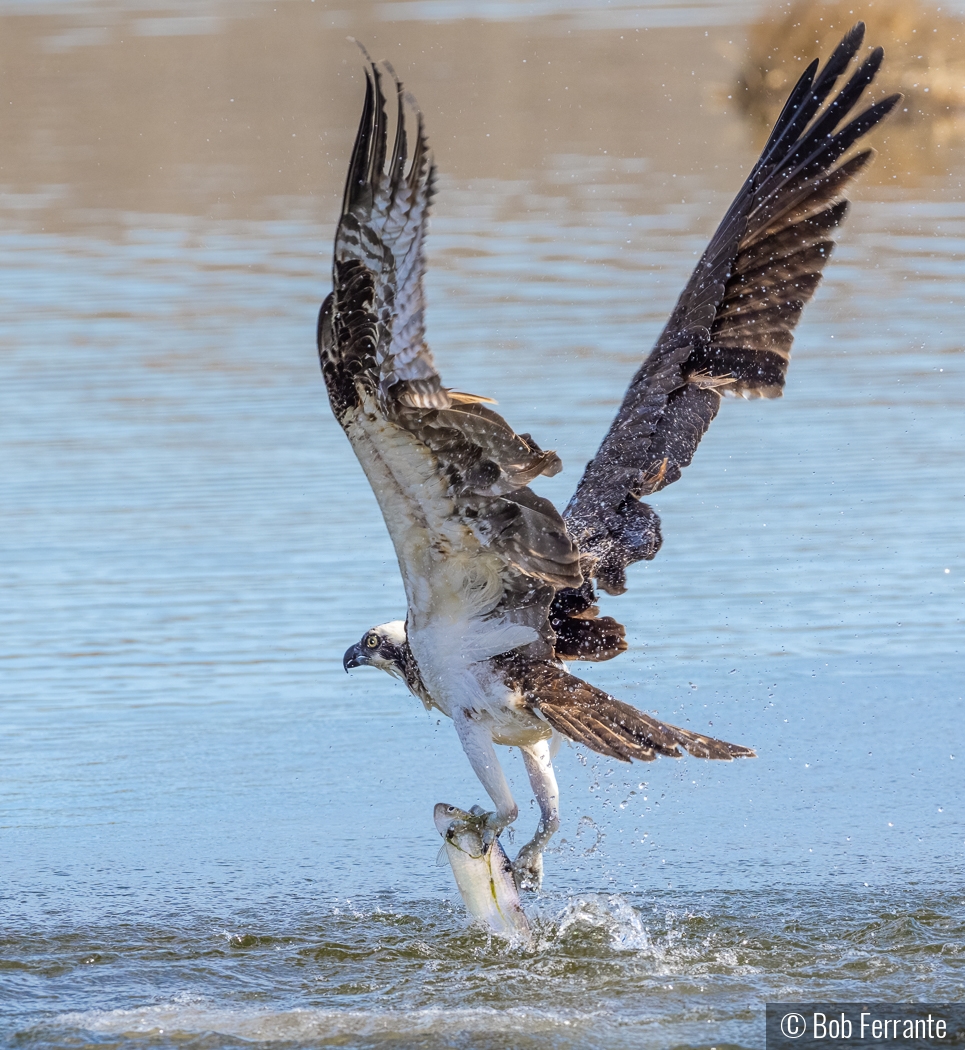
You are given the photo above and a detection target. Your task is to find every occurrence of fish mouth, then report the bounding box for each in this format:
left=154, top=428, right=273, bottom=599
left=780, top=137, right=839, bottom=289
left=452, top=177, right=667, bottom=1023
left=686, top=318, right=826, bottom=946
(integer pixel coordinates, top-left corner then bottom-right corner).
left=343, top=643, right=365, bottom=671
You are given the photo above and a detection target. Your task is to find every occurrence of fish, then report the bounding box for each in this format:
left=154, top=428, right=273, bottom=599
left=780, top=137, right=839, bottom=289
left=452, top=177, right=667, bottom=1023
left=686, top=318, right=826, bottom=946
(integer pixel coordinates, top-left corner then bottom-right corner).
left=434, top=803, right=533, bottom=945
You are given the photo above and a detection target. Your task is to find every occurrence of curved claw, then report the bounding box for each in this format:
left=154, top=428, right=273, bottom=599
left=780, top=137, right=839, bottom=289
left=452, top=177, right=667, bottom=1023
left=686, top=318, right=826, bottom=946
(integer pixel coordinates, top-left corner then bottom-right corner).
left=433, top=803, right=516, bottom=852
left=463, top=807, right=500, bottom=846
left=433, top=803, right=496, bottom=839
left=512, top=843, right=544, bottom=893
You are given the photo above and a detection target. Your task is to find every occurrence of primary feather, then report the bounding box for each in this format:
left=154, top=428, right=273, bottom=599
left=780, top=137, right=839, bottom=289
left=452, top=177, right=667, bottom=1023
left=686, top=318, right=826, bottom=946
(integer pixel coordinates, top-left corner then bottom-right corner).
left=563, top=23, right=900, bottom=596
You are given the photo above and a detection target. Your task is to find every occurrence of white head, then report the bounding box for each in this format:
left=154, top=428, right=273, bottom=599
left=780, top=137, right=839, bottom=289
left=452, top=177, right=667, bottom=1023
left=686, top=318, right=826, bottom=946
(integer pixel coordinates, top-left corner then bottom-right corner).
left=342, top=620, right=408, bottom=678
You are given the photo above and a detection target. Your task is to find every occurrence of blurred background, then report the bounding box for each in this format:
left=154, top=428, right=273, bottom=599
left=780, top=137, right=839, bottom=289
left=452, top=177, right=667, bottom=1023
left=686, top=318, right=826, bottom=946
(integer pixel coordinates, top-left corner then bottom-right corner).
left=1, top=1, right=963, bottom=1047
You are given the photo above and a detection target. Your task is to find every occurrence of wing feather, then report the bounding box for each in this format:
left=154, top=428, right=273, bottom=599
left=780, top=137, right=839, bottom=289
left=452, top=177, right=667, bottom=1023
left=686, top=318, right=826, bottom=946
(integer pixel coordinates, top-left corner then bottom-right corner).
left=547, top=579, right=627, bottom=662
left=323, top=62, right=446, bottom=414
left=320, top=58, right=581, bottom=660
left=563, top=23, right=899, bottom=596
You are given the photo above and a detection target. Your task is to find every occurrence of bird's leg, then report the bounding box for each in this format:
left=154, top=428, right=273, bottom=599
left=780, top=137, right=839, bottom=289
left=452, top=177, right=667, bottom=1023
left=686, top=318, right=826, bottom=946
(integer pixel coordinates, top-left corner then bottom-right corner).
left=451, top=710, right=518, bottom=842
left=512, top=738, right=560, bottom=892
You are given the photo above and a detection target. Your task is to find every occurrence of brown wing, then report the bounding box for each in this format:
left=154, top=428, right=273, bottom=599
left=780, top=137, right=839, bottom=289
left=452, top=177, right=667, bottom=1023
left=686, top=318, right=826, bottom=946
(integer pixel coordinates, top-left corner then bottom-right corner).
left=549, top=579, right=627, bottom=662
left=320, top=59, right=580, bottom=659
left=496, top=656, right=755, bottom=762
left=318, top=58, right=445, bottom=418
left=562, top=23, right=900, bottom=598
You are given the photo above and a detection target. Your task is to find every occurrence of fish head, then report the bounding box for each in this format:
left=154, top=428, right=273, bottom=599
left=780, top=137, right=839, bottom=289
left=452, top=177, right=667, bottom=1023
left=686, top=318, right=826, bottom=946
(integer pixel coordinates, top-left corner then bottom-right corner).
left=433, top=802, right=474, bottom=837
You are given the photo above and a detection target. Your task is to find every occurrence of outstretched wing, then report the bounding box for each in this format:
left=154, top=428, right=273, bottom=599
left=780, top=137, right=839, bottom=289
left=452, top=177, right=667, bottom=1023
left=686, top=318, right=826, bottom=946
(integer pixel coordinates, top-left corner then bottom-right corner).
left=320, top=61, right=581, bottom=658
left=563, top=24, right=900, bottom=597
left=319, top=58, right=444, bottom=417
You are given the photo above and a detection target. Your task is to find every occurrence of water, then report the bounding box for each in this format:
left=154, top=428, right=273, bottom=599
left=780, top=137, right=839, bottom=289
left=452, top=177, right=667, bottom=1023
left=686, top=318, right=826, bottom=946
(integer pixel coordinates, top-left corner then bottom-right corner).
left=6, top=889, right=964, bottom=1049
left=1, top=1, right=963, bottom=1047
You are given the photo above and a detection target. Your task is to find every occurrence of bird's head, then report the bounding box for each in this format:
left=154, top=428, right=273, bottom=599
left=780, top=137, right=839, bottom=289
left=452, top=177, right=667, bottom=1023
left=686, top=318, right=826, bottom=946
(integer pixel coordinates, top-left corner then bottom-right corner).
left=343, top=620, right=408, bottom=679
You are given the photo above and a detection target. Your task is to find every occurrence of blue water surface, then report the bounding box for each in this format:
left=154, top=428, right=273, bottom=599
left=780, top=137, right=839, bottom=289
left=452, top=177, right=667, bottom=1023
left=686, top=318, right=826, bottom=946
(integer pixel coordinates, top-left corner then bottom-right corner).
left=1, top=1, right=963, bottom=1046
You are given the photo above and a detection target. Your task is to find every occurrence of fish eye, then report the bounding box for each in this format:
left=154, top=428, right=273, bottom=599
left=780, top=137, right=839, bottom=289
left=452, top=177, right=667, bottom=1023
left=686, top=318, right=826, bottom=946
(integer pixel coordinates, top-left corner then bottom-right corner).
left=365, top=634, right=379, bottom=649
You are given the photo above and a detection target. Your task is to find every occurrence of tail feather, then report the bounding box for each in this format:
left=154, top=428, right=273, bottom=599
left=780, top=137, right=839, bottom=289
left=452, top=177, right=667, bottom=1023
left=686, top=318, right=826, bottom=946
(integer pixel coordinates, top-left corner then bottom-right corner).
left=512, top=661, right=755, bottom=763
left=539, top=705, right=643, bottom=763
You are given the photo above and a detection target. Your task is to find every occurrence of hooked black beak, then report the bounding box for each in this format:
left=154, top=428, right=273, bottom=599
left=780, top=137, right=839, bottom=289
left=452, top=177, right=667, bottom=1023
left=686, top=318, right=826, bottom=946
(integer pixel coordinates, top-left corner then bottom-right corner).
left=343, top=643, right=364, bottom=672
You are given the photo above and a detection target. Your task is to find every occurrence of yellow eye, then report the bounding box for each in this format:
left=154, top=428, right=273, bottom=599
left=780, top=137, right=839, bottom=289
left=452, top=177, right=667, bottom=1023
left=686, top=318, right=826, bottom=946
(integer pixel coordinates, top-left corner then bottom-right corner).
left=365, top=634, right=379, bottom=649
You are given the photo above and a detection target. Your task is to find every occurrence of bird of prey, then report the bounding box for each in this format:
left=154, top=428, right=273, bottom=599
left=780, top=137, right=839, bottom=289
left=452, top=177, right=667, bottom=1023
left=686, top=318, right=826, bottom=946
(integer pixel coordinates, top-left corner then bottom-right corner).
left=321, top=26, right=897, bottom=890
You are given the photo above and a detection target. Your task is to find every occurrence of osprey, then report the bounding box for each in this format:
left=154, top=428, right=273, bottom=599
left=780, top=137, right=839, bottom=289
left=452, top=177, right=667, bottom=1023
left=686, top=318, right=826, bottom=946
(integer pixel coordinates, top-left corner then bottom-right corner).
left=321, top=27, right=898, bottom=890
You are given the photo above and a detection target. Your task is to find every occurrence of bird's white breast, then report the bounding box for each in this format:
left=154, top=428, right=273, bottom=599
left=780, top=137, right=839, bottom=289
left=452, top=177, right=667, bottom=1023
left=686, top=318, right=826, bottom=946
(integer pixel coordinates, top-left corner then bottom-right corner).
left=343, top=393, right=540, bottom=726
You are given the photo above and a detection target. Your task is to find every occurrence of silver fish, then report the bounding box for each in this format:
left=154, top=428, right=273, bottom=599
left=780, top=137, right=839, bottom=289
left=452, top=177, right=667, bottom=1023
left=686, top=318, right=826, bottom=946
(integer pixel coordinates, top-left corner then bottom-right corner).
left=434, top=803, right=532, bottom=945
